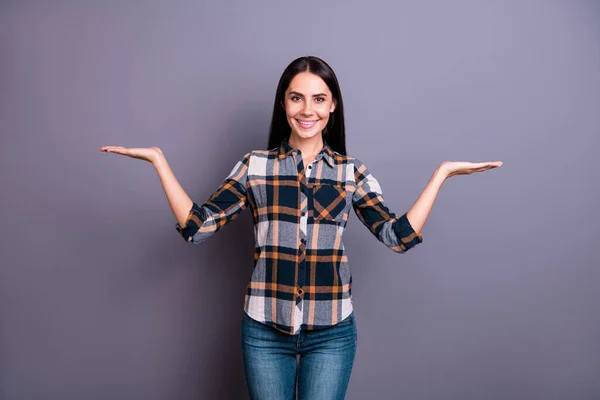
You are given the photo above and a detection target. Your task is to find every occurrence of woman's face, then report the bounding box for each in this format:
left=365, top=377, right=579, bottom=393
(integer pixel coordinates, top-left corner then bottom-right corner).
left=283, top=72, right=336, bottom=143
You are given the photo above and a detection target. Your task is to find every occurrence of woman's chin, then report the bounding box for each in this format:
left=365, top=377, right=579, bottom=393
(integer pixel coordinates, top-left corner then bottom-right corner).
left=291, top=128, right=323, bottom=141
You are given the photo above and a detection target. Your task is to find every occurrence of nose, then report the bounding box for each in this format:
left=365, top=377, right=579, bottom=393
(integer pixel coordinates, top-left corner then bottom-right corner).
left=301, top=101, right=314, bottom=116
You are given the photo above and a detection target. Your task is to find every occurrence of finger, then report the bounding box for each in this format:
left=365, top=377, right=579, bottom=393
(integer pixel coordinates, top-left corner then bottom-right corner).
left=103, top=147, right=129, bottom=155
left=474, top=165, right=499, bottom=173
left=470, top=161, right=502, bottom=168
left=482, top=161, right=502, bottom=167
left=468, top=162, right=502, bottom=171
left=100, top=146, right=124, bottom=152
left=474, top=162, right=494, bottom=168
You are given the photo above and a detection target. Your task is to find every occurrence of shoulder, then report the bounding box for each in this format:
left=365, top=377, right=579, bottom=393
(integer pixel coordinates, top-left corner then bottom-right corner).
left=235, top=148, right=280, bottom=175
left=334, top=152, right=365, bottom=170
left=235, top=148, right=278, bottom=163
left=341, top=154, right=374, bottom=186
left=247, top=147, right=279, bottom=158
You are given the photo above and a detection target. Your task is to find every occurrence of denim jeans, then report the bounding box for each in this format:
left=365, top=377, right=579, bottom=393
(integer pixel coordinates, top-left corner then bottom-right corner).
left=242, top=312, right=358, bottom=400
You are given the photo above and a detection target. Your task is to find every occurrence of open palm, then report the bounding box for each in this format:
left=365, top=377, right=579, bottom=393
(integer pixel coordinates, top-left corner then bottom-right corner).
left=99, top=146, right=163, bottom=164
left=440, top=161, right=503, bottom=178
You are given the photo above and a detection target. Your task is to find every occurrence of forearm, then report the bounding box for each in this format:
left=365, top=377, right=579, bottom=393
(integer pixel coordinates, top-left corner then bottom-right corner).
left=406, top=167, right=447, bottom=234
left=152, top=155, right=194, bottom=228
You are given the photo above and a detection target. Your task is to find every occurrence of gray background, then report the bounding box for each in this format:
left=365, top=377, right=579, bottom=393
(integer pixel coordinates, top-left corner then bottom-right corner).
left=1, top=1, right=599, bottom=399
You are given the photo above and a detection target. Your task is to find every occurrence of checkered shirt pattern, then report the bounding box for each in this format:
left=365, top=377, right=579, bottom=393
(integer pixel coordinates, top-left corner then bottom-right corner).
left=176, top=139, right=423, bottom=334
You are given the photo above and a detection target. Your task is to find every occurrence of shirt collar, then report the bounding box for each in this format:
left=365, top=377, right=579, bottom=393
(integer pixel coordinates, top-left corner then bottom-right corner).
left=277, top=138, right=335, bottom=167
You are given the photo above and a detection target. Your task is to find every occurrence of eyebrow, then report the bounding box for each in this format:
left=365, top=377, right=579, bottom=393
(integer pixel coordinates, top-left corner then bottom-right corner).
left=288, top=91, right=328, bottom=97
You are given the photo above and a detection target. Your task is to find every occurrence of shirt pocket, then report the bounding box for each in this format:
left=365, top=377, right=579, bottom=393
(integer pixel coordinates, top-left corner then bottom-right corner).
left=312, top=183, right=347, bottom=222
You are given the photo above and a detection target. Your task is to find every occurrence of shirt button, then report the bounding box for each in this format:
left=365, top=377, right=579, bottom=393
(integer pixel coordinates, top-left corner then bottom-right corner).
left=301, top=212, right=306, bottom=217
left=308, top=165, right=312, bottom=169
left=297, top=288, right=304, bottom=295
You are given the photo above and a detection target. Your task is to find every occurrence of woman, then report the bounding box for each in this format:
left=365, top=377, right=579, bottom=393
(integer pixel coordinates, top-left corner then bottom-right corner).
left=101, top=56, right=501, bottom=399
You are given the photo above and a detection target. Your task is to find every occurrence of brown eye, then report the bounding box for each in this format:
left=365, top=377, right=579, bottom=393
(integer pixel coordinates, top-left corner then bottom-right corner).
left=315, top=97, right=325, bottom=103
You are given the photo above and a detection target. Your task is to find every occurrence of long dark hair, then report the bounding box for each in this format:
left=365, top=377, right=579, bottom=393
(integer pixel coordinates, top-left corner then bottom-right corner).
left=267, top=56, right=346, bottom=155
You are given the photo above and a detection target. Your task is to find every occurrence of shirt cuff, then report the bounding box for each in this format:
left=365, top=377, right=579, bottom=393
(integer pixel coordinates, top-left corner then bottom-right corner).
left=393, top=213, right=423, bottom=251
left=175, top=202, right=205, bottom=242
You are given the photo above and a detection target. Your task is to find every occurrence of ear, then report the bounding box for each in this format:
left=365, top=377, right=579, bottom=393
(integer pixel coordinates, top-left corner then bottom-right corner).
left=330, top=100, right=337, bottom=113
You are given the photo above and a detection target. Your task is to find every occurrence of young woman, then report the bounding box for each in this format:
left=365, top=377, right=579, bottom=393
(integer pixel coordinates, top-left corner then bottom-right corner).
left=101, top=56, right=502, bottom=399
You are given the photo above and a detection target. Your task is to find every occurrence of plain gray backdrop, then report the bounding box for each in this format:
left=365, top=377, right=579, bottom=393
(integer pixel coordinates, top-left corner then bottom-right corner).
left=1, top=1, right=599, bottom=399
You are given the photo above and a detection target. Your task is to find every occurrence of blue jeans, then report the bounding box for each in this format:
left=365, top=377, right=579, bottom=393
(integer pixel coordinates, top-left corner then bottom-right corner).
left=241, top=312, right=358, bottom=400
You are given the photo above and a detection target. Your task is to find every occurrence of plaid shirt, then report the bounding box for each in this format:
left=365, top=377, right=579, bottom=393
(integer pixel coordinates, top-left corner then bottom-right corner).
left=176, top=139, right=423, bottom=334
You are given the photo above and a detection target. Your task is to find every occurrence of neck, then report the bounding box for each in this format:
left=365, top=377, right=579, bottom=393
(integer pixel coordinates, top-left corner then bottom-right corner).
left=288, top=133, right=324, bottom=157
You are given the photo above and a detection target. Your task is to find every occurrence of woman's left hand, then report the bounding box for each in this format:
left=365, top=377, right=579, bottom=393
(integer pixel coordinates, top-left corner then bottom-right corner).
left=438, top=161, right=503, bottom=179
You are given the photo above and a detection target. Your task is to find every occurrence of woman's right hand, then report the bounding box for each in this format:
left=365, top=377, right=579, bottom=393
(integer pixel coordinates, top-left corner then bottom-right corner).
left=100, top=145, right=193, bottom=228
left=100, top=146, right=164, bottom=164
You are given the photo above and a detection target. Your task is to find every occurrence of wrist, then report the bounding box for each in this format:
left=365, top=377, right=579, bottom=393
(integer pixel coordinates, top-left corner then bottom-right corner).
left=151, top=151, right=167, bottom=169
left=433, top=165, right=449, bottom=182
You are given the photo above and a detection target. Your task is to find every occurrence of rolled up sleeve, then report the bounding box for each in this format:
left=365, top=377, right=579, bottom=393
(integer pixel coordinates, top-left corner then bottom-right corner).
left=352, top=158, right=423, bottom=253
left=176, top=153, right=250, bottom=244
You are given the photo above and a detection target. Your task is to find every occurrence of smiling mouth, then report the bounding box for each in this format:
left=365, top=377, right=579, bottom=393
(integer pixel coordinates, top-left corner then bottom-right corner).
left=296, top=119, right=319, bottom=129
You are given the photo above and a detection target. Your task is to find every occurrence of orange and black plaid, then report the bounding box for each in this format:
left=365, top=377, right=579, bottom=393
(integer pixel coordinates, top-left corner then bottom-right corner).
left=176, top=139, right=423, bottom=334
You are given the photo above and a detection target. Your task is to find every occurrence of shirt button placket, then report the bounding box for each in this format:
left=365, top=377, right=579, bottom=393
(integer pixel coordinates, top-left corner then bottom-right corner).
left=297, top=157, right=311, bottom=313
left=298, top=185, right=307, bottom=300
